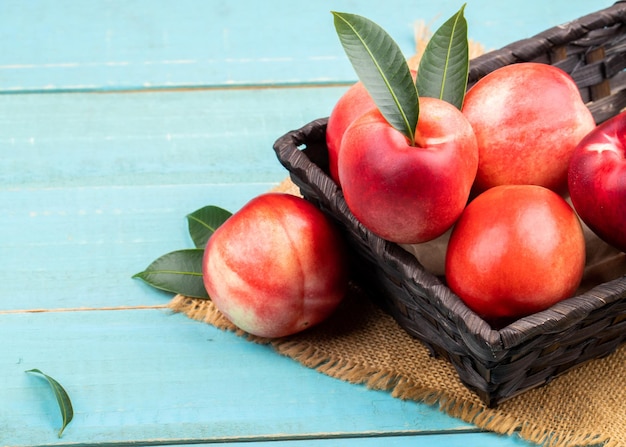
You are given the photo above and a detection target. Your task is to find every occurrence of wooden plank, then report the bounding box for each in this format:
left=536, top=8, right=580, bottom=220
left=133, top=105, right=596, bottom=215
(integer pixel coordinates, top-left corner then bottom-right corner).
left=0, top=184, right=272, bottom=311
left=1, top=87, right=344, bottom=190
left=0, top=309, right=542, bottom=446
left=0, top=0, right=614, bottom=92
left=0, top=87, right=343, bottom=310
left=159, top=436, right=535, bottom=447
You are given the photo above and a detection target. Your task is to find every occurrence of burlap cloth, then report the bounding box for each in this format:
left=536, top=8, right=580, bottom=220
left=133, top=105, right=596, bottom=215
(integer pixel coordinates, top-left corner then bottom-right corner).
left=169, top=28, right=625, bottom=447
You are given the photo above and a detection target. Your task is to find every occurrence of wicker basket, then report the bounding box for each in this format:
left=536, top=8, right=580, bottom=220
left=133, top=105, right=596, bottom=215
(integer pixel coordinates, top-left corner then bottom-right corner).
left=273, top=2, right=626, bottom=407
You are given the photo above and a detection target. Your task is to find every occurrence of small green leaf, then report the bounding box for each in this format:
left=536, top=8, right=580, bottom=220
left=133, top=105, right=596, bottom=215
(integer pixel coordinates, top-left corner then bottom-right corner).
left=332, top=11, right=419, bottom=145
left=187, top=205, right=232, bottom=249
left=415, top=4, right=469, bottom=109
left=26, top=369, right=74, bottom=438
left=133, top=249, right=208, bottom=298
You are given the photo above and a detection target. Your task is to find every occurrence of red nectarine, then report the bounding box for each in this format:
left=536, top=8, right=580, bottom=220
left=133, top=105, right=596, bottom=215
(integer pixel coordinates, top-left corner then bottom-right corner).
left=203, top=193, right=349, bottom=338
left=338, top=97, right=478, bottom=244
left=462, top=62, right=596, bottom=194
left=445, top=184, right=586, bottom=325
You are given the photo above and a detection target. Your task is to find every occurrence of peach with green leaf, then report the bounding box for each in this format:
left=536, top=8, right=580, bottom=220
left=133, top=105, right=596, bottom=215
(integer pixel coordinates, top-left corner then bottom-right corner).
left=332, top=7, right=478, bottom=244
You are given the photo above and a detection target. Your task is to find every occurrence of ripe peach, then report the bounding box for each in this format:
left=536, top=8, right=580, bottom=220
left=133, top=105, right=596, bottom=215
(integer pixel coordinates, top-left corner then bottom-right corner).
left=202, top=193, right=349, bottom=338
left=445, top=184, right=586, bottom=325
left=339, top=97, right=478, bottom=244
left=568, top=110, right=626, bottom=253
left=462, top=62, right=596, bottom=194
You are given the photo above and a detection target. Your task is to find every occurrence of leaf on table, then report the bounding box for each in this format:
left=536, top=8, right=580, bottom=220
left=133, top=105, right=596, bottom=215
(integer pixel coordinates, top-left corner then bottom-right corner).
left=332, top=11, right=419, bottom=145
left=415, top=4, right=469, bottom=110
left=133, top=249, right=209, bottom=299
left=187, top=205, right=232, bottom=249
left=26, top=369, right=74, bottom=438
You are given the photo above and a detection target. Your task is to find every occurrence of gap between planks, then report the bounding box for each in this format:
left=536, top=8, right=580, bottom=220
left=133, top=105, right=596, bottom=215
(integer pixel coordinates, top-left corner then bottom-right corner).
left=0, top=80, right=356, bottom=96
left=0, top=304, right=170, bottom=314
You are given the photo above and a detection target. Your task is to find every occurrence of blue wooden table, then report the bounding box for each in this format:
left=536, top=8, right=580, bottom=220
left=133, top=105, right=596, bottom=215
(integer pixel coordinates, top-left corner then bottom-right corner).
left=1, top=1, right=615, bottom=446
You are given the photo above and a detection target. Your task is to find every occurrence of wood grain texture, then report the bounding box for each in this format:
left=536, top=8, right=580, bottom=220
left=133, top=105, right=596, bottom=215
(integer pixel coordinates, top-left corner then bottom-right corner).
left=0, top=0, right=613, bottom=92
left=2, top=309, right=530, bottom=446
left=1, top=87, right=344, bottom=189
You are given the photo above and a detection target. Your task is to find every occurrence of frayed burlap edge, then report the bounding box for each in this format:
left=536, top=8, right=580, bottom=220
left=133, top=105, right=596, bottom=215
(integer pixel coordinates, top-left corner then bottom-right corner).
left=167, top=294, right=620, bottom=447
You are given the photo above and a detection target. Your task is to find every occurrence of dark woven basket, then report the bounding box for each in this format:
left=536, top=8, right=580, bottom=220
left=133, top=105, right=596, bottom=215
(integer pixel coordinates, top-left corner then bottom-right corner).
left=273, top=2, right=626, bottom=407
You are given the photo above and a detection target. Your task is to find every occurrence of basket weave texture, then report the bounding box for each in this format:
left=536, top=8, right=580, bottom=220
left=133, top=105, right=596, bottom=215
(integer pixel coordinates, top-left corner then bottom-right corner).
left=273, top=2, right=626, bottom=407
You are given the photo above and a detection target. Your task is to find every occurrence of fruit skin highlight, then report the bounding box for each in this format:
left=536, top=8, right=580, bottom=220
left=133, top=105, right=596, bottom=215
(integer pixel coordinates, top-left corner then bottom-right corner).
left=462, top=62, right=596, bottom=194
left=445, top=184, right=586, bottom=325
left=202, top=193, right=349, bottom=338
left=568, top=110, right=626, bottom=253
left=338, top=97, right=478, bottom=244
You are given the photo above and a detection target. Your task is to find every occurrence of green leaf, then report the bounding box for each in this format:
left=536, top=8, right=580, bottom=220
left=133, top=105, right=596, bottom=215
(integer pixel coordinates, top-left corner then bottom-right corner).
left=332, top=11, right=419, bottom=145
left=133, top=249, right=208, bottom=299
left=187, top=205, right=232, bottom=249
left=26, top=369, right=74, bottom=438
left=415, top=4, right=469, bottom=109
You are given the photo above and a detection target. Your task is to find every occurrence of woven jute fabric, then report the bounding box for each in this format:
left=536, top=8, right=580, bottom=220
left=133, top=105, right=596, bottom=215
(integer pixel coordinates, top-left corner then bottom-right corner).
left=169, top=178, right=626, bottom=447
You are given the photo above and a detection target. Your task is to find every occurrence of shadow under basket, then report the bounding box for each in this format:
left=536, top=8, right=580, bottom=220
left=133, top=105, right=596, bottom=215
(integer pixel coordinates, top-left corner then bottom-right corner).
left=273, top=2, right=626, bottom=407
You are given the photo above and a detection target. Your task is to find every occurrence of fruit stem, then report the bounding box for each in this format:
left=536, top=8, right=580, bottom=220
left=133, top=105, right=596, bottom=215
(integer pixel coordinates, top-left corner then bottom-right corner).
left=413, top=132, right=427, bottom=148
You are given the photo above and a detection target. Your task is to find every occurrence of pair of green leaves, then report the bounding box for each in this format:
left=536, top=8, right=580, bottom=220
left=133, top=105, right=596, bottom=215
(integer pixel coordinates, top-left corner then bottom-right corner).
left=133, top=205, right=232, bottom=298
left=332, top=4, right=469, bottom=146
